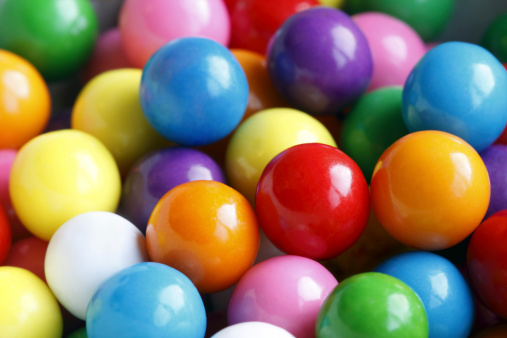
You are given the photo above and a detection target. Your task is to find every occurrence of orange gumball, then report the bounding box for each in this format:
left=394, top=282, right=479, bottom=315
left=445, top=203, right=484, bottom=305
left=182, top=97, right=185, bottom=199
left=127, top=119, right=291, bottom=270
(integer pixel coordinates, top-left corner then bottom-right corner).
left=146, top=180, right=259, bottom=294
left=0, top=50, right=51, bottom=149
left=371, top=130, right=490, bottom=250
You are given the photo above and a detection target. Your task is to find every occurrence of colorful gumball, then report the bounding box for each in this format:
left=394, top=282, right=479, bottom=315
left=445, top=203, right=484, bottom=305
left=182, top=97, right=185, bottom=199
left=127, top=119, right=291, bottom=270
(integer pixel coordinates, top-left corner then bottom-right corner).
left=402, top=42, right=507, bottom=152
left=119, top=0, right=230, bottom=68
left=316, top=272, right=428, bottom=337
left=226, top=107, right=337, bottom=204
left=352, top=13, right=426, bottom=91
left=140, top=37, right=248, bottom=146
left=9, top=130, right=121, bottom=241
left=370, top=131, right=490, bottom=250
left=480, top=145, right=507, bottom=218
left=121, top=147, right=226, bottom=233
left=72, top=68, right=169, bottom=176
left=45, top=211, right=149, bottom=320
left=0, top=266, right=63, bottom=337
left=267, top=7, right=372, bottom=115
left=318, top=0, right=344, bottom=7
left=256, top=143, right=370, bottom=260
left=0, top=50, right=50, bottom=149
left=228, top=255, right=337, bottom=337
left=0, top=205, right=10, bottom=265
left=0, top=0, right=98, bottom=80
left=482, top=13, right=507, bottom=64
left=3, top=237, right=47, bottom=282
left=67, top=327, right=87, bottom=338
left=87, top=262, right=206, bottom=338
left=147, top=180, right=259, bottom=294
left=375, top=251, right=475, bottom=338
left=212, top=322, right=295, bottom=338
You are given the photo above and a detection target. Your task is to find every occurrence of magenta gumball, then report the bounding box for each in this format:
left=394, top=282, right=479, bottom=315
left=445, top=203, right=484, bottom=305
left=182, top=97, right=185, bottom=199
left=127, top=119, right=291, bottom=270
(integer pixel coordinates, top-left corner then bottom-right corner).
left=353, top=12, right=426, bottom=91
left=0, top=149, right=16, bottom=209
left=480, top=144, right=507, bottom=218
left=228, top=255, right=338, bottom=338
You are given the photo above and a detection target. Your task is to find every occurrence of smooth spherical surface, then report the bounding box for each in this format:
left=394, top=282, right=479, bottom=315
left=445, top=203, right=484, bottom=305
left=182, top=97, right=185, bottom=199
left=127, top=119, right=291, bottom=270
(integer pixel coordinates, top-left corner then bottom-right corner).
left=267, top=7, right=372, bottom=115
left=140, top=37, right=248, bottom=146
left=480, top=145, right=507, bottom=218
left=482, top=13, right=507, bottom=64
left=316, top=272, right=428, bottom=337
left=3, top=237, right=47, bottom=282
left=0, top=205, right=10, bottom=265
left=0, top=267, right=63, bottom=337
left=212, top=322, right=296, bottom=338
left=375, top=251, right=475, bottom=338
left=402, top=42, right=507, bottom=152
left=146, top=180, right=259, bottom=293
left=45, top=211, right=149, bottom=320
left=86, top=262, right=206, bottom=338
left=228, top=255, right=338, bottom=337
left=0, top=50, right=50, bottom=149
left=9, top=130, right=122, bottom=241
left=256, top=143, right=370, bottom=260
left=370, top=131, right=490, bottom=250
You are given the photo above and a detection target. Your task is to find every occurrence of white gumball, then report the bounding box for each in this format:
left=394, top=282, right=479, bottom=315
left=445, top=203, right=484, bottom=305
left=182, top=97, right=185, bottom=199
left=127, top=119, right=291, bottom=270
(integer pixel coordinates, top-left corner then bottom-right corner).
left=211, top=322, right=296, bottom=338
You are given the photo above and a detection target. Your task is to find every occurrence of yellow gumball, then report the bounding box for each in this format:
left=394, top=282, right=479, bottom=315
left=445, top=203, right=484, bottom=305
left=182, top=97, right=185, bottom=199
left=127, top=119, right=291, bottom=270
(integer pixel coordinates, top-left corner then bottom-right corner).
left=0, top=267, right=63, bottom=338
left=72, top=69, right=170, bottom=176
left=9, top=130, right=121, bottom=241
left=318, top=0, right=345, bottom=8
left=225, top=108, right=337, bottom=204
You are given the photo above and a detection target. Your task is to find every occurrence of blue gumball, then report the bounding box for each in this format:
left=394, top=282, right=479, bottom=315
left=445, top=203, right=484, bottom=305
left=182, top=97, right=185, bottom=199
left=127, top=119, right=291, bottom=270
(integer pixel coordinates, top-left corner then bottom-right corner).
left=374, top=251, right=474, bottom=338
left=403, top=41, right=507, bottom=152
left=140, top=37, right=248, bottom=146
left=86, top=262, right=206, bottom=338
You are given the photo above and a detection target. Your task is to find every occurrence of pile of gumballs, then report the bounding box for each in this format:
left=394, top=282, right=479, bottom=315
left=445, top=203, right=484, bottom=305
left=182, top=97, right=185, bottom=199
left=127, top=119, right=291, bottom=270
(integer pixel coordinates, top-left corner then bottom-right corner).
left=3, top=0, right=507, bottom=337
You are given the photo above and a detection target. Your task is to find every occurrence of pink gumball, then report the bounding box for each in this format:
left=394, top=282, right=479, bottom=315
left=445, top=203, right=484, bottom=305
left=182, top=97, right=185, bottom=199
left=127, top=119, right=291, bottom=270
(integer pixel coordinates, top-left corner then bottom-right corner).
left=228, top=255, right=338, bottom=338
left=353, top=12, right=426, bottom=91
left=119, top=0, right=230, bottom=68
left=0, top=149, right=16, bottom=207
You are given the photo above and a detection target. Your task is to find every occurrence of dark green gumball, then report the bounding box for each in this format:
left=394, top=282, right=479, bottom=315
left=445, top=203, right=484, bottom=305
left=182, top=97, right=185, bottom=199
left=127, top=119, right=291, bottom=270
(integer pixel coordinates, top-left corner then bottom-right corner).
left=482, top=13, right=507, bottom=63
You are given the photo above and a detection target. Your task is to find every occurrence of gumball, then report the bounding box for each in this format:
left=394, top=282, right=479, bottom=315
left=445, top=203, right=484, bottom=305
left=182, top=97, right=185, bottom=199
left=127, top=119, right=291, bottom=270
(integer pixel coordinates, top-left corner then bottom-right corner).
left=402, top=42, right=507, bottom=152
left=374, top=251, right=474, bottom=338
left=121, top=147, right=226, bottom=233
left=3, top=237, right=47, bottom=282
left=228, top=0, right=319, bottom=54
left=352, top=13, right=426, bottom=91
left=318, top=0, right=344, bottom=7
left=228, top=255, right=338, bottom=337
left=480, top=145, right=507, bottom=218
left=0, top=50, right=50, bottom=149
left=67, top=327, right=86, bottom=338
left=0, top=0, right=98, bottom=80
left=496, top=124, right=507, bottom=145
left=256, top=143, right=370, bottom=260
left=147, top=180, right=259, bottom=294
left=475, top=323, right=507, bottom=338
left=0, top=266, right=62, bottom=337
left=119, top=0, right=230, bottom=68
left=45, top=211, right=149, bottom=320
left=72, top=69, right=169, bottom=176
left=316, top=272, right=428, bottom=337
left=340, top=86, right=408, bottom=182
left=87, top=262, right=206, bottom=338
left=226, top=107, right=336, bottom=204
left=346, top=0, right=455, bottom=41
left=371, top=131, right=490, bottom=250
left=482, top=13, right=507, bottom=64
left=140, top=37, right=248, bottom=146
left=0, top=205, right=10, bottom=265
left=9, top=130, right=121, bottom=241
left=212, top=322, right=295, bottom=338
left=267, top=7, right=372, bottom=115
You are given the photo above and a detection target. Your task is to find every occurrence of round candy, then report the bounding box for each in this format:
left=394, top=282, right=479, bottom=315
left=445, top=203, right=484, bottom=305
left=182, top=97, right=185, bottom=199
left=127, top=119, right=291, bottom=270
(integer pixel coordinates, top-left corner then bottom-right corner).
left=228, top=255, right=338, bottom=337
left=121, top=147, right=226, bottom=233
left=3, top=236, right=47, bottom=282
left=45, top=211, right=149, bottom=320
left=480, top=145, right=507, bottom=218
left=226, top=107, right=337, bottom=204
left=0, top=50, right=50, bottom=149
left=340, top=86, right=408, bottom=182
left=402, top=42, right=507, bottom=152
left=0, top=266, right=62, bottom=337
left=212, top=322, right=295, bottom=338
left=9, top=130, right=122, bottom=241
left=318, top=0, right=344, bottom=7
left=0, top=204, right=10, bottom=265
left=87, top=262, right=206, bottom=338
left=140, top=37, right=248, bottom=146
left=370, top=130, right=490, bottom=250
left=72, top=68, right=169, bottom=176
left=119, top=0, right=230, bottom=68
left=0, top=0, right=98, bottom=80
left=352, top=13, right=426, bottom=91
left=67, top=327, right=87, bottom=338
left=316, top=272, right=428, bottom=337
left=374, top=251, right=475, bottom=338
left=482, top=13, right=507, bottom=64
left=147, top=180, right=259, bottom=293
left=267, top=7, right=372, bottom=115
left=256, top=143, right=370, bottom=260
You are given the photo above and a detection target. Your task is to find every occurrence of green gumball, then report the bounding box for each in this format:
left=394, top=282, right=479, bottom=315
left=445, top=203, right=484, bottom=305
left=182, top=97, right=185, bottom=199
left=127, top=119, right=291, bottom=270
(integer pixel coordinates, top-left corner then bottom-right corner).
left=482, top=13, right=507, bottom=64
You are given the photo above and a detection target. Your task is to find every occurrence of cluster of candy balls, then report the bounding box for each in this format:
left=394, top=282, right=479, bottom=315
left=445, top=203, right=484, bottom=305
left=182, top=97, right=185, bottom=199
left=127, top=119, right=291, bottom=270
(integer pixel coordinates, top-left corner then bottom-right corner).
left=3, top=0, right=507, bottom=337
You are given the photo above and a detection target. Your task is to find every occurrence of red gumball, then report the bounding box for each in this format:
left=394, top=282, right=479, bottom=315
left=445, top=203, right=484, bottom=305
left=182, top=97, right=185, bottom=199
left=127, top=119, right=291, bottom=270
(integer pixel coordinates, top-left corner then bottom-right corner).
left=255, top=143, right=370, bottom=260
left=3, top=236, right=48, bottom=282
left=0, top=204, right=11, bottom=264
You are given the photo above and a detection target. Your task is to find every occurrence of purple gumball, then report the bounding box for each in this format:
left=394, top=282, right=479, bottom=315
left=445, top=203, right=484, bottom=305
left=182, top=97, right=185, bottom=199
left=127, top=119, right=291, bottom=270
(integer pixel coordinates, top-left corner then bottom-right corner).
left=480, top=144, right=507, bottom=218
left=267, top=7, right=373, bottom=115
left=121, top=147, right=226, bottom=232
